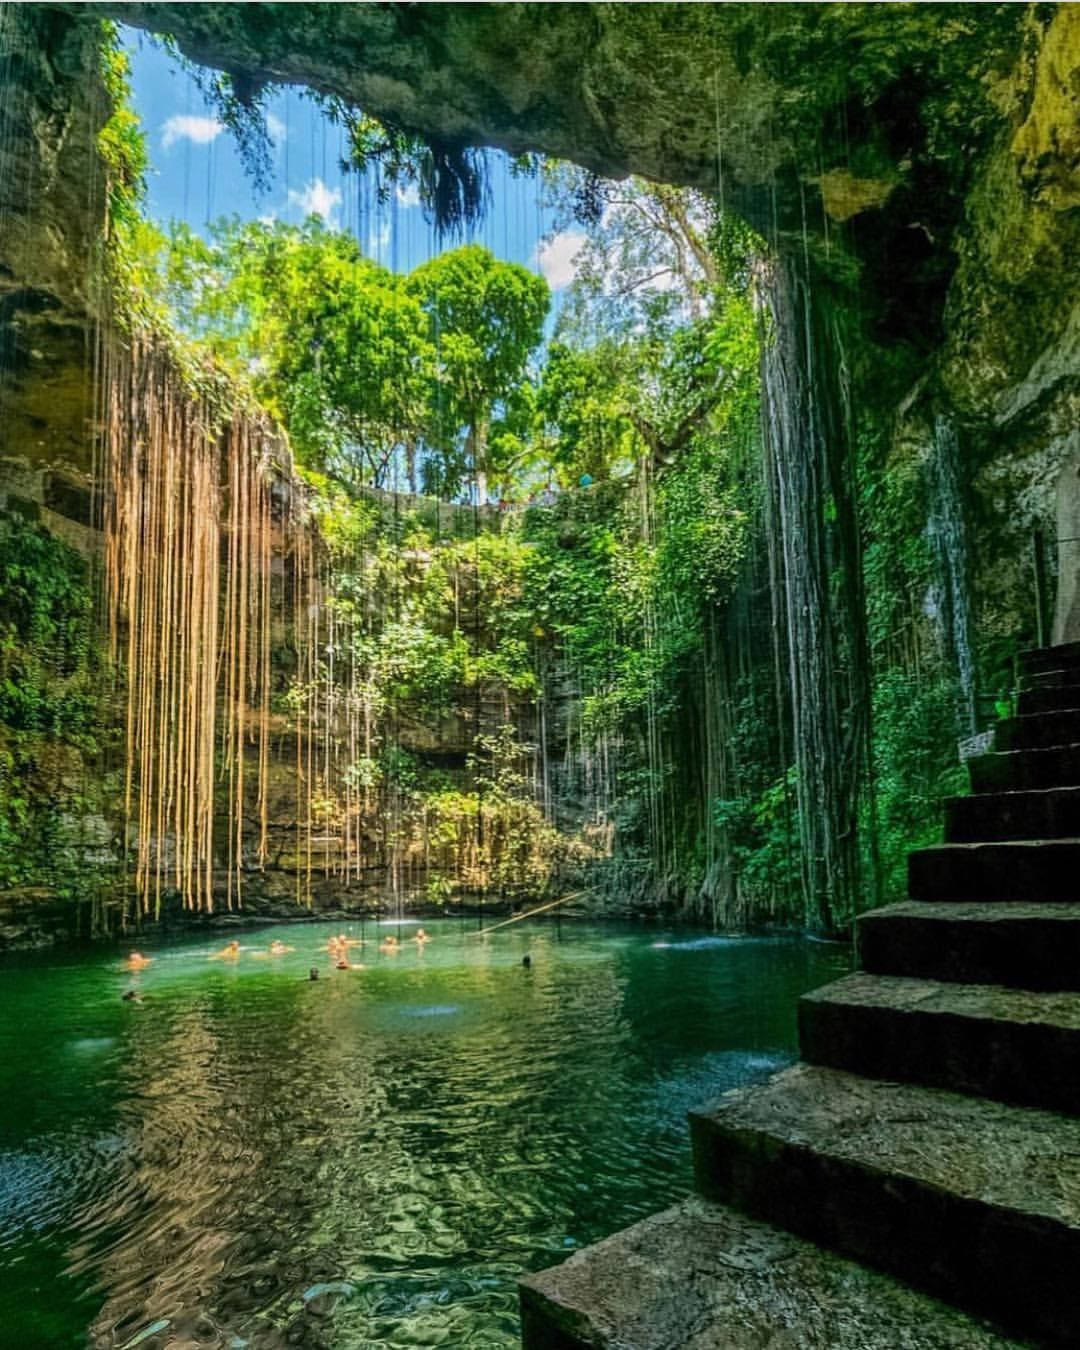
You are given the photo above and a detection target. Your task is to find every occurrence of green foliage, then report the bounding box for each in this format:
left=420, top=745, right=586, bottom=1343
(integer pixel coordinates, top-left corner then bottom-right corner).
left=714, top=768, right=802, bottom=903
left=0, top=512, right=112, bottom=894
left=98, top=27, right=148, bottom=236
left=535, top=341, right=640, bottom=484
left=164, top=218, right=433, bottom=477
left=0, top=514, right=96, bottom=737
left=870, top=670, right=967, bottom=898
left=405, top=245, right=550, bottom=496
left=163, top=228, right=550, bottom=498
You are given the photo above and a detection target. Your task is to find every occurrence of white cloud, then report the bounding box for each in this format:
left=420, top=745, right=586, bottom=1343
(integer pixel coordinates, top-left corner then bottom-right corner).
left=265, top=112, right=286, bottom=145
left=534, top=230, right=588, bottom=291
left=288, top=177, right=342, bottom=224
left=161, top=114, right=224, bottom=150
left=368, top=219, right=391, bottom=256
left=395, top=182, right=421, bottom=209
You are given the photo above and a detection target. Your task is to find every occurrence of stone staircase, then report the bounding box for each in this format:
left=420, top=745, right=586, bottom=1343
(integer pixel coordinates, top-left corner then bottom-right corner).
left=520, top=643, right=1080, bottom=1349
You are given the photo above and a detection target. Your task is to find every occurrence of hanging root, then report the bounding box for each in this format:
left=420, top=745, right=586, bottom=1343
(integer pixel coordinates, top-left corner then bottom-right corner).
left=104, top=335, right=310, bottom=915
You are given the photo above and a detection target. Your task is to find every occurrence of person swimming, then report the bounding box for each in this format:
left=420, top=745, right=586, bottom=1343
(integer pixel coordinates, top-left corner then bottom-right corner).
left=211, top=940, right=241, bottom=961
left=269, top=940, right=294, bottom=956
left=413, top=928, right=430, bottom=945
left=125, top=952, right=152, bottom=970
left=335, top=956, right=365, bottom=971
left=378, top=935, right=400, bottom=954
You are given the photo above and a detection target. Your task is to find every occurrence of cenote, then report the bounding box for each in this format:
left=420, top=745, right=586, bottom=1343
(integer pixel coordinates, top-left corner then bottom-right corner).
left=0, top=921, right=847, bottom=1347
left=4, top=4, right=1080, bottom=1345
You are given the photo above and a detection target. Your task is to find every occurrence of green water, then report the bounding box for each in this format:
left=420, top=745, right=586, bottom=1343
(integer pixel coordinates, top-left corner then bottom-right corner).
left=0, top=919, right=848, bottom=1349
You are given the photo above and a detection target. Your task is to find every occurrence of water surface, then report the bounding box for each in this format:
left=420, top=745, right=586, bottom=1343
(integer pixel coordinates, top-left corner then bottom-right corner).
left=0, top=918, right=848, bottom=1348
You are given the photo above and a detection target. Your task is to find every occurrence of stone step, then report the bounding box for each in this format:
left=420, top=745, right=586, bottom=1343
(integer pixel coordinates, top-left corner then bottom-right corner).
left=968, top=742, right=1080, bottom=793
left=1019, top=642, right=1080, bottom=675
left=799, top=972, right=1080, bottom=1113
left=946, top=785, right=1080, bottom=842
left=1018, top=682, right=1080, bottom=716
left=689, top=1063, right=1080, bottom=1345
left=909, top=838, right=1080, bottom=902
left=519, top=1195, right=1028, bottom=1350
left=858, top=900, right=1080, bottom=989
left=1019, top=666, right=1080, bottom=691
left=994, top=708, right=1080, bottom=751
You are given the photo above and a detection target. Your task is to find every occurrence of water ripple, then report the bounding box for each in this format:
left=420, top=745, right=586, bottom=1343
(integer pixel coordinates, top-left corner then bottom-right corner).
left=0, top=919, right=848, bottom=1347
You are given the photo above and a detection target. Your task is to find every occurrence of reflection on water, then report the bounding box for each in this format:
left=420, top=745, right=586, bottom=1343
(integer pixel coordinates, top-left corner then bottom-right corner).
left=0, top=919, right=848, bottom=1348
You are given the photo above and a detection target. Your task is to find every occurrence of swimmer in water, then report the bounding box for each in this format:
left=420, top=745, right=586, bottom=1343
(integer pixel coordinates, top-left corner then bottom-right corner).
left=335, top=956, right=365, bottom=971
left=210, top=940, right=241, bottom=961
left=268, top=940, right=294, bottom=956
left=413, top=928, right=430, bottom=945
left=378, top=935, right=400, bottom=954
left=122, top=989, right=143, bottom=1002
left=125, top=952, right=152, bottom=971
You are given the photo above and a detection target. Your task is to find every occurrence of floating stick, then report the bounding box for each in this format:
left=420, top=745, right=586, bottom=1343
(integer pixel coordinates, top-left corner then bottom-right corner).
left=467, top=889, right=593, bottom=937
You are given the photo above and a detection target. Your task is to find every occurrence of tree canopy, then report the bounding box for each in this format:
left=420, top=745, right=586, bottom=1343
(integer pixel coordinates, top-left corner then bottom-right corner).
left=405, top=244, right=549, bottom=501
left=162, top=223, right=548, bottom=496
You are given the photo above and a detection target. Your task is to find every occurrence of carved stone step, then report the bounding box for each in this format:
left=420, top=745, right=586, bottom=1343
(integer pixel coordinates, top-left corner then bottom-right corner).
left=799, top=971, right=1080, bottom=1113
left=946, top=785, right=1080, bottom=842
left=969, top=743, right=1080, bottom=793
left=909, top=838, right=1080, bottom=902
left=1019, top=642, right=1080, bottom=675
left=1020, top=666, right=1080, bottom=691
left=690, top=1063, right=1080, bottom=1346
left=994, top=708, right=1080, bottom=751
left=1018, top=683, right=1080, bottom=716
left=519, top=1195, right=1027, bottom=1350
left=858, top=900, right=1080, bottom=989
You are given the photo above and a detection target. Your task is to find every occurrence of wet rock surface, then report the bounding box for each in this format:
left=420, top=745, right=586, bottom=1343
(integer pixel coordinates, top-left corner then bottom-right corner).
left=520, top=1195, right=1029, bottom=1350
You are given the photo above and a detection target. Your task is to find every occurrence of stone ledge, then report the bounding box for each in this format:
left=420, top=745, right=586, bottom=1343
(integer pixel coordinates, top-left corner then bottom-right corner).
left=519, top=1195, right=1027, bottom=1349
left=690, top=1064, right=1080, bottom=1344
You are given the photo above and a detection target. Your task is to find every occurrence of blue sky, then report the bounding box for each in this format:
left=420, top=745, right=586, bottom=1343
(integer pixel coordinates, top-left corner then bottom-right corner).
left=122, top=28, right=586, bottom=311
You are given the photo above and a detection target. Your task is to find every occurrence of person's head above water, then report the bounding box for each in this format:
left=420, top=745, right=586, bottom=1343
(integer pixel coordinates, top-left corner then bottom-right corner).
left=309, top=967, right=319, bottom=981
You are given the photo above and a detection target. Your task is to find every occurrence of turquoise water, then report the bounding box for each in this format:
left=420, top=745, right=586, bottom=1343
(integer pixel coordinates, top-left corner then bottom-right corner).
left=0, top=919, right=848, bottom=1348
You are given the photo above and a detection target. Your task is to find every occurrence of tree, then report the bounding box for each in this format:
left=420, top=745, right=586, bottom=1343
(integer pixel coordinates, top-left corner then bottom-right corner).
left=406, top=245, right=549, bottom=502
left=164, top=218, right=433, bottom=484
left=543, top=168, right=720, bottom=341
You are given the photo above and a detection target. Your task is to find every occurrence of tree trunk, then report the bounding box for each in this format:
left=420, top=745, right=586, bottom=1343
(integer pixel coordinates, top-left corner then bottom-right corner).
left=470, top=416, right=490, bottom=504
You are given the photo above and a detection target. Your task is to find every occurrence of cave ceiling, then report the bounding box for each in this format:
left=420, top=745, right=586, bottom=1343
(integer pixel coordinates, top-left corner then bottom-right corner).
left=59, top=3, right=1024, bottom=231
